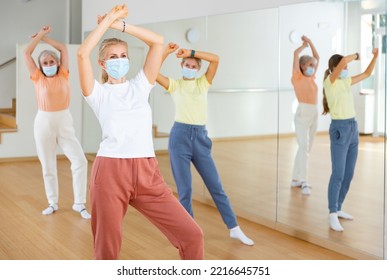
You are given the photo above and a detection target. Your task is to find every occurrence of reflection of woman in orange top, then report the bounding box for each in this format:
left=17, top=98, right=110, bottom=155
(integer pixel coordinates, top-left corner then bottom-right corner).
left=290, top=35, right=319, bottom=195
left=24, top=26, right=90, bottom=219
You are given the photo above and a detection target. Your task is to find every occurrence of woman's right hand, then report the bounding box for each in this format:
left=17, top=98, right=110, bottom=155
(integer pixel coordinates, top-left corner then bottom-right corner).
left=98, top=4, right=128, bottom=29
left=31, top=26, right=51, bottom=39
left=108, top=4, right=128, bottom=22
left=165, top=42, right=179, bottom=56
left=301, top=35, right=310, bottom=47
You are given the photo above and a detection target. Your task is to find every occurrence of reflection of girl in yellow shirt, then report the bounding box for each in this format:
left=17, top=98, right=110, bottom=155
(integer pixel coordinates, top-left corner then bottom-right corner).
left=322, top=49, right=378, bottom=232
left=157, top=42, right=254, bottom=246
left=290, top=35, right=319, bottom=196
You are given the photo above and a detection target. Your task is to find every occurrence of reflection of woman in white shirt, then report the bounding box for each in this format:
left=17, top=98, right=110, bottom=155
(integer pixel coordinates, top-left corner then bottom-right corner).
left=290, top=35, right=319, bottom=196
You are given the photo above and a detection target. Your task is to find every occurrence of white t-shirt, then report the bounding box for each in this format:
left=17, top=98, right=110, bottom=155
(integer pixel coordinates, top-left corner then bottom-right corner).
left=85, top=70, right=155, bottom=158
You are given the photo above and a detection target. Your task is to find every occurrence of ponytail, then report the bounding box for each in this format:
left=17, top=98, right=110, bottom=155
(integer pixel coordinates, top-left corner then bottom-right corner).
left=101, top=69, right=108, bottom=83
left=322, top=54, right=343, bottom=115
left=322, top=68, right=331, bottom=115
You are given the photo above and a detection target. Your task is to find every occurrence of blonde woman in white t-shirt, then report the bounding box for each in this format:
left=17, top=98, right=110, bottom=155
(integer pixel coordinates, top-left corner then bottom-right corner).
left=77, top=5, right=203, bottom=260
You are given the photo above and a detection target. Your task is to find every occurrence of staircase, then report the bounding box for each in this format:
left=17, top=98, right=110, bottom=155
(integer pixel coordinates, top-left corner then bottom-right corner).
left=0, top=98, right=17, bottom=143
left=152, top=124, right=169, bottom=138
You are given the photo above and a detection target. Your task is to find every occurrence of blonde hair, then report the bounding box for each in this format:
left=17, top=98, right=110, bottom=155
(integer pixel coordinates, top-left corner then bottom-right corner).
left=98, top=38, right=128, bottom=83
left=182, top=57, right=202, bottom=67
left=299, top=55, right=315, bottom=74
left=38, top=50, right=60, bottom=70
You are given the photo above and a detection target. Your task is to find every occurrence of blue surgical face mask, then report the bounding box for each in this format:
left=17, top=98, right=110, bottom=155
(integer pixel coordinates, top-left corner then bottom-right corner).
left=105, top=58, right=130, bottom=80
left=182, top=67, right=198, bottom=79
left=42, top=65, right=58, bottom=77
left=340, top=69, right=349, bottom=79
left=304, top=66, right=314, bottom=77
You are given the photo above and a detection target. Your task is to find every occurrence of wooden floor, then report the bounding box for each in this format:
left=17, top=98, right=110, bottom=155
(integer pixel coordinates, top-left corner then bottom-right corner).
left=0, top=157, right=352, bottom=260
left=156, top=134, right=386, bottom=259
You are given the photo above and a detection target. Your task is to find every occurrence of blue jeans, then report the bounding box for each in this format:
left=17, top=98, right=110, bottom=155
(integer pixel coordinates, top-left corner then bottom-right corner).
left=328, top=118, right=359, bottom=213
left=168, top=122, right=238, bottom=229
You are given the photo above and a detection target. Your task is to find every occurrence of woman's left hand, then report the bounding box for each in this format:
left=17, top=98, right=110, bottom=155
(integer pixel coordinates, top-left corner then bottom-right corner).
left=176, top=48, right=191, bottom=58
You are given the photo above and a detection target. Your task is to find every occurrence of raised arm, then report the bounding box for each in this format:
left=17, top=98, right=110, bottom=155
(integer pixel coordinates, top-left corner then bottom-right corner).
left=156, top=42, right=179, bottom=90
left=24, top=26, right=51, bottom=76
left=77, top=5, right=128, bottom=96
left=303, top=36, right=319, bottom=71
left=41, top=36, right=69, bottom=71
left=329, top=53, right=359, bottom=84
left=293, top=39, right=307, bottom=72
left=95, top=6, right=164, bottom=85
left=351, top=48, right=379, bottom=85
left=118, top=23, right=164, bottom=84
left=176, top=49, right=219, bottom=84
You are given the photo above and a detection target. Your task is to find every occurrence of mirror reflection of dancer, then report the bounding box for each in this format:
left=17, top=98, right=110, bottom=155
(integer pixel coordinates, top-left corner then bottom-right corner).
left=77, top=5, right=204, bottom=259
left=290, top=35, right=319, bottom=196
left=322, top=48, right=378, bottom=231
left=24, top=26, right=91, bottom=219
left=156, top=42, right=254, bottom=246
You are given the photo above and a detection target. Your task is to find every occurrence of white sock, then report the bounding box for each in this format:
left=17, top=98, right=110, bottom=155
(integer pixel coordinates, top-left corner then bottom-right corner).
left=337, top=210, right=353, bottom=220
left=42, top=204, right=58, bottom=215
left=230, top=226, right=254, bottom=246
left=301, top=182, right=311, bottom=195
left=291, top=180, right=303, bottom=187
left=72, top=204, right=91, bottom=219
left=329, top=213, right=344, bottom=231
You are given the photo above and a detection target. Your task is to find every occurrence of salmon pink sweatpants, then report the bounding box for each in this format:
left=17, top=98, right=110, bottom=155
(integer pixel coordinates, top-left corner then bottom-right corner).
left=90, top=156, right=204, bottom=260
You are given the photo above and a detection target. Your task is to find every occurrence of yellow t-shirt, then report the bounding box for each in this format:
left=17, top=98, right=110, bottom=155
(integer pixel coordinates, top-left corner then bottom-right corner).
left=167, top=75, right=211, bottom=125
left=323, top=76, right=355, bottom=120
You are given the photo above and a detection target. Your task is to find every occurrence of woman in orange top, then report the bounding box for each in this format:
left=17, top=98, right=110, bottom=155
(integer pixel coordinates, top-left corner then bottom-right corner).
left=24, top=26, right=90, bottom=219
left=290, top=35, right=319, bottom=195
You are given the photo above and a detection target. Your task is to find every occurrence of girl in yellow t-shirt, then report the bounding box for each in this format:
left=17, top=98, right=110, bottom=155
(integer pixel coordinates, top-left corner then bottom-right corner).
left=157, top=42, right=254, bottom=246
left=322, top=48, right=378, bottom=231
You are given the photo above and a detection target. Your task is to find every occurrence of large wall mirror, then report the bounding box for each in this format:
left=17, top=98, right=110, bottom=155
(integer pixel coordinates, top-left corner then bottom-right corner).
left=277, top=0, right=386, bottom=259
left=81, top=0, right=386, bottom=259
left=137, top=8, right=280, bottom=226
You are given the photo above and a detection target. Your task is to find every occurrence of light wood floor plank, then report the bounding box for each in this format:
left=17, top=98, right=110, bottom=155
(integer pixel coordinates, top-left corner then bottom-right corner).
left=0, top=158, right=352, bottom=260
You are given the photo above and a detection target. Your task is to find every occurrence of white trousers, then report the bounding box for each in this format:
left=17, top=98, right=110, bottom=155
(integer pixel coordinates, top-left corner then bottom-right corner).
left=292, top=103, right=318, bottom=182
left=34, top=110, right=88, bottom=205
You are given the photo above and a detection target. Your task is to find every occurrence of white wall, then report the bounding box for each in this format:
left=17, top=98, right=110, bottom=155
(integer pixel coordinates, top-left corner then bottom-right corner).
left=82, top=0, right=316, bottom=31
left=0, top=0, right=70, bottom=64
left=0, top=62, right=15, bottom=108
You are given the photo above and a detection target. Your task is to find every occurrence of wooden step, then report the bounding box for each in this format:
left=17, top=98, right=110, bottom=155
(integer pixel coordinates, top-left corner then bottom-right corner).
left=0, top=98, right=16, bottom=117
left=0, top=113, right=16, bottom=128
left=152, top=125, right=169, bottom=138
left=0, top=112, right=17, bottom=144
